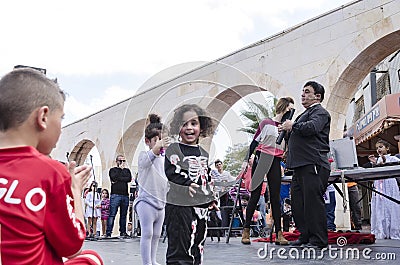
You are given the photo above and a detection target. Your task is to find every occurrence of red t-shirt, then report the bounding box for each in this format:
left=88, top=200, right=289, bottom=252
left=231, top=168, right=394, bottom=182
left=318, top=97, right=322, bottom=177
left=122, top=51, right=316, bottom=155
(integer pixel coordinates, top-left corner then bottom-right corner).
left=238, top=165, right=267, bottom=195
left=0, top=146, right=86, bottom=265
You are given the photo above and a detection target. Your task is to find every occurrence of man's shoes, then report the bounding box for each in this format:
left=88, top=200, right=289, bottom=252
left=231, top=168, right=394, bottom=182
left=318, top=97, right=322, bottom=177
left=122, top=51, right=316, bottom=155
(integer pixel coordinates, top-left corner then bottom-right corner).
left=241, top=228, right=251, bottom=245
left=289, top=239, right=307, bottom=247
left=303, top=243, right=327, bottom=249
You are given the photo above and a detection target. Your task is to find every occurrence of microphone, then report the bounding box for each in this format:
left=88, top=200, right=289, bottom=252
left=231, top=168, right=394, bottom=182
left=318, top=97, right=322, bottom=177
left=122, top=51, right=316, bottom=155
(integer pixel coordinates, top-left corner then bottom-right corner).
left=276, top=108, right=295, bottom=145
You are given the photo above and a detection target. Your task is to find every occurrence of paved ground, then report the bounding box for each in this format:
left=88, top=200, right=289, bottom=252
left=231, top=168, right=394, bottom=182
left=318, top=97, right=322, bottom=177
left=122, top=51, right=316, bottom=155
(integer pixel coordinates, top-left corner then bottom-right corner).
left=83, top=234, right=400, bottom=264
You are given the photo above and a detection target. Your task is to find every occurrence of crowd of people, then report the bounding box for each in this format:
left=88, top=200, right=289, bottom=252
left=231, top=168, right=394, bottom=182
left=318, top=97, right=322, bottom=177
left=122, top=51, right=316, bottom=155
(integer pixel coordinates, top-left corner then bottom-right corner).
left=1, top=67, right=399, bottom=265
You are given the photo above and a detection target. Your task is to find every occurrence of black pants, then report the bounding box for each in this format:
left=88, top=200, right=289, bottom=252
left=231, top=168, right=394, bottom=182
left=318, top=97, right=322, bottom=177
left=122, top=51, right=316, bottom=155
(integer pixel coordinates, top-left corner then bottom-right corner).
left=348, top=185, right=362, bottom=229
left=244, top=152, right=282, bottom=233
left=165, top=204, right=207, bottom=265
left=219, top=193, right=232, bottom=228
left=291, top=164, right=329, bottom=247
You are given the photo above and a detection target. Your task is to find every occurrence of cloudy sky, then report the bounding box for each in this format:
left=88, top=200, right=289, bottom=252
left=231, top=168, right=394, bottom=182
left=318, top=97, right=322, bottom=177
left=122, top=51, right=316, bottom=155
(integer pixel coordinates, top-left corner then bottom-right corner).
left=0, top=0, right=351, bottom=165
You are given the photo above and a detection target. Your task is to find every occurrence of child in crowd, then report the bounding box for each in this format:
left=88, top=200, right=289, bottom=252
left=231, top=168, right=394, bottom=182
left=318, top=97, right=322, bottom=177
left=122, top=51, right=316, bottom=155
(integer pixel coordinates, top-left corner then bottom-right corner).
left=82, top=187, right=90, bottom=235
left=85, top=182, right=101, bottom=238
left=164, top=104, right=216, bottom=265
left=101, top=188, right=110, bottom=237
left=133, top=114, right=170, bottom=265
left=368, top=139, right=400, bottom=239
left=282, top=198, right=293, bottom=232
left=0, top=68, right=103, bottom=264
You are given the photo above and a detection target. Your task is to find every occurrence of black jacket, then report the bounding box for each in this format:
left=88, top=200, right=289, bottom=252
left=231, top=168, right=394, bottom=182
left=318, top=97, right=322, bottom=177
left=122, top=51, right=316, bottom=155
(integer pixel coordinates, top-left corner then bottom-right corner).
left=286, top=104, right=331, bottom=170
left=109, top=167, right=132, bottom=196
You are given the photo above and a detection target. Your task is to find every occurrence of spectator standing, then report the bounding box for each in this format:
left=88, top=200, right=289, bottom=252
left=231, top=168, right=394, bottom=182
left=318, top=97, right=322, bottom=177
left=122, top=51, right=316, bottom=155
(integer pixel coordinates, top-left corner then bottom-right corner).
left=210, top=159, right=236, bottom=230
left=106, top=155, right=132, bottom=238
left=85, top=182, right=101, bottom=238
left=100, top=189, right=110, bottom=236
left=347, top=182, right=362, bottom=230
left=324, top=184, right=336, bottom=231
left=280, top=81, right=331, bottom=249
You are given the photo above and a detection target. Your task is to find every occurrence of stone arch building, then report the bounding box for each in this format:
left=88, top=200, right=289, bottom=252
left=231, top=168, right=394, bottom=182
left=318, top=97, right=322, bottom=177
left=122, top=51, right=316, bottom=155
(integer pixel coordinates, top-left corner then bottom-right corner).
left=51, top=0, right=400, bottom=229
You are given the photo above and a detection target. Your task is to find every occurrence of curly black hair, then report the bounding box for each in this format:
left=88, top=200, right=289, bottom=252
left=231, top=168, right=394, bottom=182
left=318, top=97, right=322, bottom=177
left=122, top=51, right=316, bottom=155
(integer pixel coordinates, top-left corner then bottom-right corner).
left=169, top=104, right=215, bottom=138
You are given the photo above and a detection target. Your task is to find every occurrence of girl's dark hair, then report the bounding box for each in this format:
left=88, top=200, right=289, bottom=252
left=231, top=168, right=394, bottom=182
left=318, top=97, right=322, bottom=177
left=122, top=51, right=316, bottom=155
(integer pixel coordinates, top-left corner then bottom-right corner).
left=169, top=104, right=215, bottom=138
left=376, top=139, right=390, bottom=149
left=145, top=114, right=163, bottom=140
left=102, top=188, right=109, bottom=198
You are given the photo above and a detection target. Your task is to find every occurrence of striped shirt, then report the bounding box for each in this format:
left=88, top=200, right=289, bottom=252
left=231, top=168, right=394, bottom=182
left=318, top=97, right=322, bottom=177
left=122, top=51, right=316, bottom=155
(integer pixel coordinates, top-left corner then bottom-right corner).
left=254, top=118, right=285, bottom=158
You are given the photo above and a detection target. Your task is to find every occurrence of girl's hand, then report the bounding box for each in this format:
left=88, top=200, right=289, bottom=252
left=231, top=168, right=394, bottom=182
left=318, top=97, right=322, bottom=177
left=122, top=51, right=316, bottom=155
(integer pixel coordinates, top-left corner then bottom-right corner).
left=368, top=155, right=377, bottom=164
left=153, top=136, right=171, bottom=155
left=209, top=201, right=220, bottom=211
left=189, top=183, right=199, bottom=197
left=380, top=154, right=386, bottom=164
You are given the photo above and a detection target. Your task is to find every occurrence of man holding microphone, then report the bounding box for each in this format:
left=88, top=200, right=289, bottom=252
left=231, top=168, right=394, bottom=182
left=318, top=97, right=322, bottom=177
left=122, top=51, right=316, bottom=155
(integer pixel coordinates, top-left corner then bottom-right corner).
left=280, top=81, right=331, bottom=249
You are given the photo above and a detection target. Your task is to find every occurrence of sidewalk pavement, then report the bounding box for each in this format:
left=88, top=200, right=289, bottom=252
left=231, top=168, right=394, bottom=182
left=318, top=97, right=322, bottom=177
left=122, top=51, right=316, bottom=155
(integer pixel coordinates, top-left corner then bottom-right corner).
left=83, top=235, right=399, bottom=264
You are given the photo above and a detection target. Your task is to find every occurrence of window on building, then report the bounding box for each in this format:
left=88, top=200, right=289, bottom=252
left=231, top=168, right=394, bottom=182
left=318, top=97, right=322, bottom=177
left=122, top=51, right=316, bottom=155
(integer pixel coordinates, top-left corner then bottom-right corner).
left=353, top=96, right=365, bottom=123
left=376, top=72, right=391, bottom=101
left=398, top=69, right=400, bottom=82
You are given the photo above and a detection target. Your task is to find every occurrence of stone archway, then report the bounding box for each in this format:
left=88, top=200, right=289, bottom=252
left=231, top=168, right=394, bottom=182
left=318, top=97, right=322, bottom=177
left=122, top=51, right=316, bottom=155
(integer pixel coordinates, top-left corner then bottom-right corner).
left=68, top=139, right=95, bottom=166
left=116, top=118, right=147, bottom=166
left=326, top=30, right=400, bottom=139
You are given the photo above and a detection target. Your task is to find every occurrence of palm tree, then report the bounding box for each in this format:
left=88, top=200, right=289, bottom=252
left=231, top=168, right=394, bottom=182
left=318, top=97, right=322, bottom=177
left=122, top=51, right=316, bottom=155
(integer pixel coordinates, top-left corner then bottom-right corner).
left=238, top=97, right=277, bottom=135
left=223, top=97, right=277, bottom=175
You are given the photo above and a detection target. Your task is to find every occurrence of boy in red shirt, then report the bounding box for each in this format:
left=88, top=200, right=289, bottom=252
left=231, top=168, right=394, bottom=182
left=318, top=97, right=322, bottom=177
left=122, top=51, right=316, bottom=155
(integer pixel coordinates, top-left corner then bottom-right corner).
left=0, top=68, right=103, bottom=265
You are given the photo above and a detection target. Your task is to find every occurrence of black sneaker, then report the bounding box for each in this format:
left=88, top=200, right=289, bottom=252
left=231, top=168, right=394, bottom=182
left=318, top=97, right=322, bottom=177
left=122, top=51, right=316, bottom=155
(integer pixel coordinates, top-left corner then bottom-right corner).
left=289, top=240, right=307, bottom=247
left=119, top=233, right=130, bottom=239
left=303, top=243, right=327, bottom=250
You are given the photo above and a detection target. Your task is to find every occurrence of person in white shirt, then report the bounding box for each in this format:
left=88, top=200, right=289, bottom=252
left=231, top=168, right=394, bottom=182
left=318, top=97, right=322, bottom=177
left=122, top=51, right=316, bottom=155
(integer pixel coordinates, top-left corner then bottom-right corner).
left=210, top=159, right=236, bottom=230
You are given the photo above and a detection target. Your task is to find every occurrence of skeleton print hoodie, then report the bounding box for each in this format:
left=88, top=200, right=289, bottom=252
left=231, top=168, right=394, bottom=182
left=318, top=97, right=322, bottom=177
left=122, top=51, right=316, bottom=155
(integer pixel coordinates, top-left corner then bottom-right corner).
left=165, top=142, right=216, bottom=208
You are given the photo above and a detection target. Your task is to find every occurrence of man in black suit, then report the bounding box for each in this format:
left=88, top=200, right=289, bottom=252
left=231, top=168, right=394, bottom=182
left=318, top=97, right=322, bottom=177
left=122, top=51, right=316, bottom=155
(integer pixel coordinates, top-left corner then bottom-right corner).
left=280, top=81, right=331, bottom=249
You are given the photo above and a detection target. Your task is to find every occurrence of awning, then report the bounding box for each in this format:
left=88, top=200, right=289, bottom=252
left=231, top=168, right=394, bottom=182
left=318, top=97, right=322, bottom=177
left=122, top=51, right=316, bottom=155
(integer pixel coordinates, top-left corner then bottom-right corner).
left=352, top=117, right=400, bottom=145
left=347, top=93, right=400, bottom=147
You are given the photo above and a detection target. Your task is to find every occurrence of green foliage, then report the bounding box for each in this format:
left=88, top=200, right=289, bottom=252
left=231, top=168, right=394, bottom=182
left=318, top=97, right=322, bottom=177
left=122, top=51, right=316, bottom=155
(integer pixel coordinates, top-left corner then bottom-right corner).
left=222, top=96, right=277, bottom=176
left=237, top=98, right=276, bottom=135
left=223, top=143, right=248, bottom=177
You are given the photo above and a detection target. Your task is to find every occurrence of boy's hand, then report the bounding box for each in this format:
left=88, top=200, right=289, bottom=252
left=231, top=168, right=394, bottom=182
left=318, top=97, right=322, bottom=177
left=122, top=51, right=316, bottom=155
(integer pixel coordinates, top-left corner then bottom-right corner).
left=189, top=183, right=199, bottom=197
left=67, top=161, right=92, bottom=192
